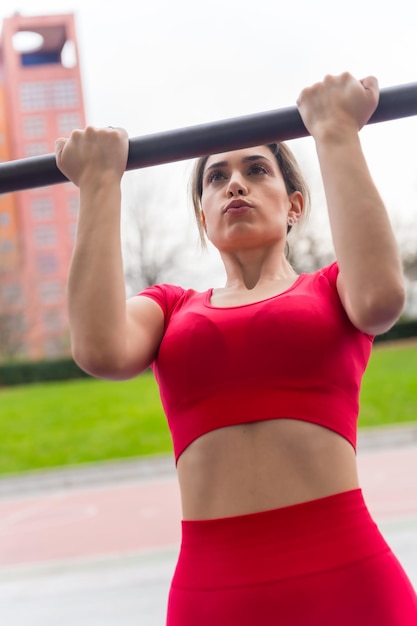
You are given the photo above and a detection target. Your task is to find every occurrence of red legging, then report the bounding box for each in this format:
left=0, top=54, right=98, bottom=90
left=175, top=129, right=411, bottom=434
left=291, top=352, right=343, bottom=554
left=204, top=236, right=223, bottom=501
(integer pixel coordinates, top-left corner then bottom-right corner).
left=166, top=489, right=417, bottom=625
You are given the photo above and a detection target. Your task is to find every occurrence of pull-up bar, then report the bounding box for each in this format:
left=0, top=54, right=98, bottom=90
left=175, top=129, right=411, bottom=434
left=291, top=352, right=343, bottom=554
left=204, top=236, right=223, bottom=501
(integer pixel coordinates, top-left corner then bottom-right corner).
left=0, top=81, right=416, bottom=194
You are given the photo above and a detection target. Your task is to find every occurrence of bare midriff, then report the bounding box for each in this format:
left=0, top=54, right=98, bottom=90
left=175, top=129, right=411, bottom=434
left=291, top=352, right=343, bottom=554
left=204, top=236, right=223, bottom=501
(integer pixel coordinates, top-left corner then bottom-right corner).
left=177, top=419, right=360, bottom=520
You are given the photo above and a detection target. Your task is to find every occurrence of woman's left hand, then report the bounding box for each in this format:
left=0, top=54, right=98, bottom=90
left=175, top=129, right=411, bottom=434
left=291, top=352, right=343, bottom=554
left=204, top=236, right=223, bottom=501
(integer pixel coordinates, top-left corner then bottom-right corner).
left=296, top=72, right=379, bottom=141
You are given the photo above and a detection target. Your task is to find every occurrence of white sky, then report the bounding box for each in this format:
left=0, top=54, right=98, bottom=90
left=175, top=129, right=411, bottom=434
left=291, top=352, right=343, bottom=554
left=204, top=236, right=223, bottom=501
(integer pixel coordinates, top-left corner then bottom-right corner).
left=1, top=0, right=417, bottom=287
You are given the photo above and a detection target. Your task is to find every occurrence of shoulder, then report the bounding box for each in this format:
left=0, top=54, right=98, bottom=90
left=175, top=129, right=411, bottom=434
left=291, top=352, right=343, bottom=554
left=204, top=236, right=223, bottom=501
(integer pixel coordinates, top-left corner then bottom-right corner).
left=135, top=283, right=184, bottom=316
left=314, top=261, right=339, bottom=285
left=299, top=262, right=339, bottom=291
left=138, top=282, right=185, bottom=303
left=308, top=263, right=375, bottom=339
left=136, top=283, right=207, bottom=322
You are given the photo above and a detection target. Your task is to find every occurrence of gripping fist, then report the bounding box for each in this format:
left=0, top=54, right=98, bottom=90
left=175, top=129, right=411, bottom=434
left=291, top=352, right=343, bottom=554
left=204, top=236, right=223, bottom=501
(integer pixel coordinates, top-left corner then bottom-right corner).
left=296, top=72, right=379, bottom=140
left=55, top=126, right=129, bottom=188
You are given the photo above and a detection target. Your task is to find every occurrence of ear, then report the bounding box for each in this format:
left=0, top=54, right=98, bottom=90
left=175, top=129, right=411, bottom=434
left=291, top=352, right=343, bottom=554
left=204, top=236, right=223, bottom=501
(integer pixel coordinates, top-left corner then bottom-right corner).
left=201, top=210, right=207, bottom=232
left=287, top=191, right=304, bottom=224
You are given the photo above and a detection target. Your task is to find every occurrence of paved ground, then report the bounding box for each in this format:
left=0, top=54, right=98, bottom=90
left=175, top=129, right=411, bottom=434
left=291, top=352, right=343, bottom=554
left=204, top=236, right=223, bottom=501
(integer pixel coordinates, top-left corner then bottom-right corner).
left=0, top=425, right=417, bottom=625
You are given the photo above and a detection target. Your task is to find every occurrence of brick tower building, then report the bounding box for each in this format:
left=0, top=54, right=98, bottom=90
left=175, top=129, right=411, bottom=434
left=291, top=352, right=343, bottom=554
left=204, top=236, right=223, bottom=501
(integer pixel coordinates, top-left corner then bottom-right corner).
left=0, top=13, right=85, bottom=360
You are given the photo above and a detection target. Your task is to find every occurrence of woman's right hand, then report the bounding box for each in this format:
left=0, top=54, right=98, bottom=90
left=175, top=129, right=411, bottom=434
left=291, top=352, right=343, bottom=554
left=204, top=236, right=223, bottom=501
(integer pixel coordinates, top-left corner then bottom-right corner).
left=55, top=126, right=129, bottom=189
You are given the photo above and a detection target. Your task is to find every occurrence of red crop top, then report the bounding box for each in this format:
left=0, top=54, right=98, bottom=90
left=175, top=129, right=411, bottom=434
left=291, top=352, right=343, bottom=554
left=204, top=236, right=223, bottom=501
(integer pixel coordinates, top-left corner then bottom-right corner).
left=139, top=262, right=373, bottom=462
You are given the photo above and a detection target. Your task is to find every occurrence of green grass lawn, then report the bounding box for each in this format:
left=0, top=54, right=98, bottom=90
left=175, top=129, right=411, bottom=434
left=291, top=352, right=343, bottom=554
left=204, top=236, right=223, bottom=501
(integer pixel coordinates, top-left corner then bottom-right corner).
left=359, top=341, right=417, bottom=428
left=0, top=373, right=171, bottom=475
left=0, top=341, right=416, bottom=476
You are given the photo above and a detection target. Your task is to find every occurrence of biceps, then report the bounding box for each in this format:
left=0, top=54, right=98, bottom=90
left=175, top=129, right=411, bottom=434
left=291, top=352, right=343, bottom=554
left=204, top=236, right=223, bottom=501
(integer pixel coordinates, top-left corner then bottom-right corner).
left=336, top=272, right=359, bottom=328
left=125, top=296, right=165, bottom=374
left=336, top=272, right=396, bottom=336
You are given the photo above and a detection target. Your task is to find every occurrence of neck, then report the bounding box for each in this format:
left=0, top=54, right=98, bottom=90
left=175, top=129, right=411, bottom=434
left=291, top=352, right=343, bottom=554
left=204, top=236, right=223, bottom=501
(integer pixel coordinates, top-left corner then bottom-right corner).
left=220, top=248, right=297, bottom=291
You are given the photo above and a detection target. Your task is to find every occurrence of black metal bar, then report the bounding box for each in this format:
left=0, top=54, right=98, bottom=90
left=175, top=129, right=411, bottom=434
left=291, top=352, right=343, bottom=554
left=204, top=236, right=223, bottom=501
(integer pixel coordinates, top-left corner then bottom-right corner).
left=0, top=81, right=416, bottom=194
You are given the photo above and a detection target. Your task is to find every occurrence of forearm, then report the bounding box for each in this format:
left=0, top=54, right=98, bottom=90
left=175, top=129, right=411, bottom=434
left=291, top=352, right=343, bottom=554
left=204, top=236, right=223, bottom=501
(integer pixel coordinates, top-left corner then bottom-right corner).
left=315, top=130, right=405, bottom=328
left=68, top=178, right=128, bottom=373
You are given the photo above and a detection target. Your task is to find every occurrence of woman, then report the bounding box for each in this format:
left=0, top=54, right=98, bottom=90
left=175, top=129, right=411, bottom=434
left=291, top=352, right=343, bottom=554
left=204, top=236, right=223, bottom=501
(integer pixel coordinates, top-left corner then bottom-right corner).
left=55, top=72, right=417, bottom=625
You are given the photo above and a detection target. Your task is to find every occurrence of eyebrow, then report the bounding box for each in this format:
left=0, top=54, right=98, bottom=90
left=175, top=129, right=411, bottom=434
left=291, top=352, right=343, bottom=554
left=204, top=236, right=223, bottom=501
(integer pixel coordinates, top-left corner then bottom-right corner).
left=205, top=154, right=272, bottom=172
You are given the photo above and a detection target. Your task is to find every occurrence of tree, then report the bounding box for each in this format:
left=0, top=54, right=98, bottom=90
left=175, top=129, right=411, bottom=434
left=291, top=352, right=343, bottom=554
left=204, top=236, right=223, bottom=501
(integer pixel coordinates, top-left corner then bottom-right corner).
left=398, top=218, right=417, bottom=318
left=288, top=211, right=417, bottom=319
left=0, top=256, right=70, bottom=363
left=287, top=228, right=335, bottom=274
left=401, top=227, right=417, bottom=283
left=0, top=266, right=27, bottom=361
left=121, top=164, right=197, bottom=296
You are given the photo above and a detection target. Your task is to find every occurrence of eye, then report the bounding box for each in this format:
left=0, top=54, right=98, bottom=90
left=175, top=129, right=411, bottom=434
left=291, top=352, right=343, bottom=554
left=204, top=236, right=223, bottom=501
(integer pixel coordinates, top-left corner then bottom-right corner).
left=206, top=169, right=227, bottom=184
left=247, top=163, right=268, bottom=175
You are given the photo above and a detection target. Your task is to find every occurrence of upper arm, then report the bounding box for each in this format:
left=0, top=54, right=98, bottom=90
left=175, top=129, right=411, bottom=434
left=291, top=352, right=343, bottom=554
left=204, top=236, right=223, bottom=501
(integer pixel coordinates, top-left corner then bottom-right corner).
left=122, top=295, right=165, bottom=378
left=336, top=272, right=364, bottom=332
left=336, top=271, right=403, bottom=336
left=71, top=295, right=165, bottom=381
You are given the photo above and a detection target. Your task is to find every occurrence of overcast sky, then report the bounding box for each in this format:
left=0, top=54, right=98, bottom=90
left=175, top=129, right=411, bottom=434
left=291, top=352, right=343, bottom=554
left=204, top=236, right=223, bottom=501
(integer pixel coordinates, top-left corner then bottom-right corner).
left=1, top=0, right=416, bottom=287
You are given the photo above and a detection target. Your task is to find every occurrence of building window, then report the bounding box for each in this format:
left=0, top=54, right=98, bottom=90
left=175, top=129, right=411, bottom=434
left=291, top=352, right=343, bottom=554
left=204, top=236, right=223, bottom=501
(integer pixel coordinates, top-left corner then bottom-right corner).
left=52, top=80, right=79, bottom=108
left=11, top=311, right=27, bottom=333
left=25, top=142, right=48, bottom=157
left=0, top=240, right=13, bottom=254
left=20, top=79, right=79, bottom=111
left=20, top=82, right=47, bottom=110
left=37, top=253, right=58, bottom=274
left=39, top=280, right=62, bottom=303
left=34, top=225, right=57, bottom=248
left=0, top=282, right=23, bottom=305
left=0, top=212, right=11, bottom=226
left=23, top=115, right=46, bottom=138
left=67, top=194, right=79, bottom=218
left=43, top=336, right=66, bottom=358
left=43, top=309, right=63, bottom=331
left=68, top=222, right=77, bottom=243
left=57, top=112, right=82, bottom=136
left=31, top=196, right=54, bottom=220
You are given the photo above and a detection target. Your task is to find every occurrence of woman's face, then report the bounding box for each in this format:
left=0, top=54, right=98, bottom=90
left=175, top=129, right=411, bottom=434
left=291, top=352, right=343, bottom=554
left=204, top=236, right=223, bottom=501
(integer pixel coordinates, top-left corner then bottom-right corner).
left=200, top=145, right=301, bottom=252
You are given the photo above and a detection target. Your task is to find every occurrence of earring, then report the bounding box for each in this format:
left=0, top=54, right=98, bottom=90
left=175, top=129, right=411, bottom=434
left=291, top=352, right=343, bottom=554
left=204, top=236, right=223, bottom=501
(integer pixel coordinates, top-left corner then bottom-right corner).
left=287, top=216, right=296, bottom=227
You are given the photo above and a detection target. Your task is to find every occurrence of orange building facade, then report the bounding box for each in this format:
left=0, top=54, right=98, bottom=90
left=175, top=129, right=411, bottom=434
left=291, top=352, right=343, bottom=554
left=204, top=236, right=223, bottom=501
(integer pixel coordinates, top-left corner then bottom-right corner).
left=0, top=13, right=85, bottom=360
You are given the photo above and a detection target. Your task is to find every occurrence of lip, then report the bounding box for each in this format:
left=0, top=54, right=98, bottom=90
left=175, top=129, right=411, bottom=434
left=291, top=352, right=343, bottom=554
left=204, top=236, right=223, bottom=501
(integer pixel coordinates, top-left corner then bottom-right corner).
left=224, top=200, right=252, bottom=213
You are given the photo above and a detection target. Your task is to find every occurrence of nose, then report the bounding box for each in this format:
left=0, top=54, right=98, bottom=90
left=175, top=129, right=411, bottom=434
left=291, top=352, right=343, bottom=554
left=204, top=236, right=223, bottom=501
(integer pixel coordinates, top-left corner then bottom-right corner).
left=226, top=172, right=248, bottom=197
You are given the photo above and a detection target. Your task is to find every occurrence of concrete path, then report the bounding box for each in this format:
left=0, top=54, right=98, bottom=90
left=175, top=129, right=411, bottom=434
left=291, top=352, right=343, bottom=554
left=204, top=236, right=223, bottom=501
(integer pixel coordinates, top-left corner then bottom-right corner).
left=0, top=426, right=417, bottom=625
